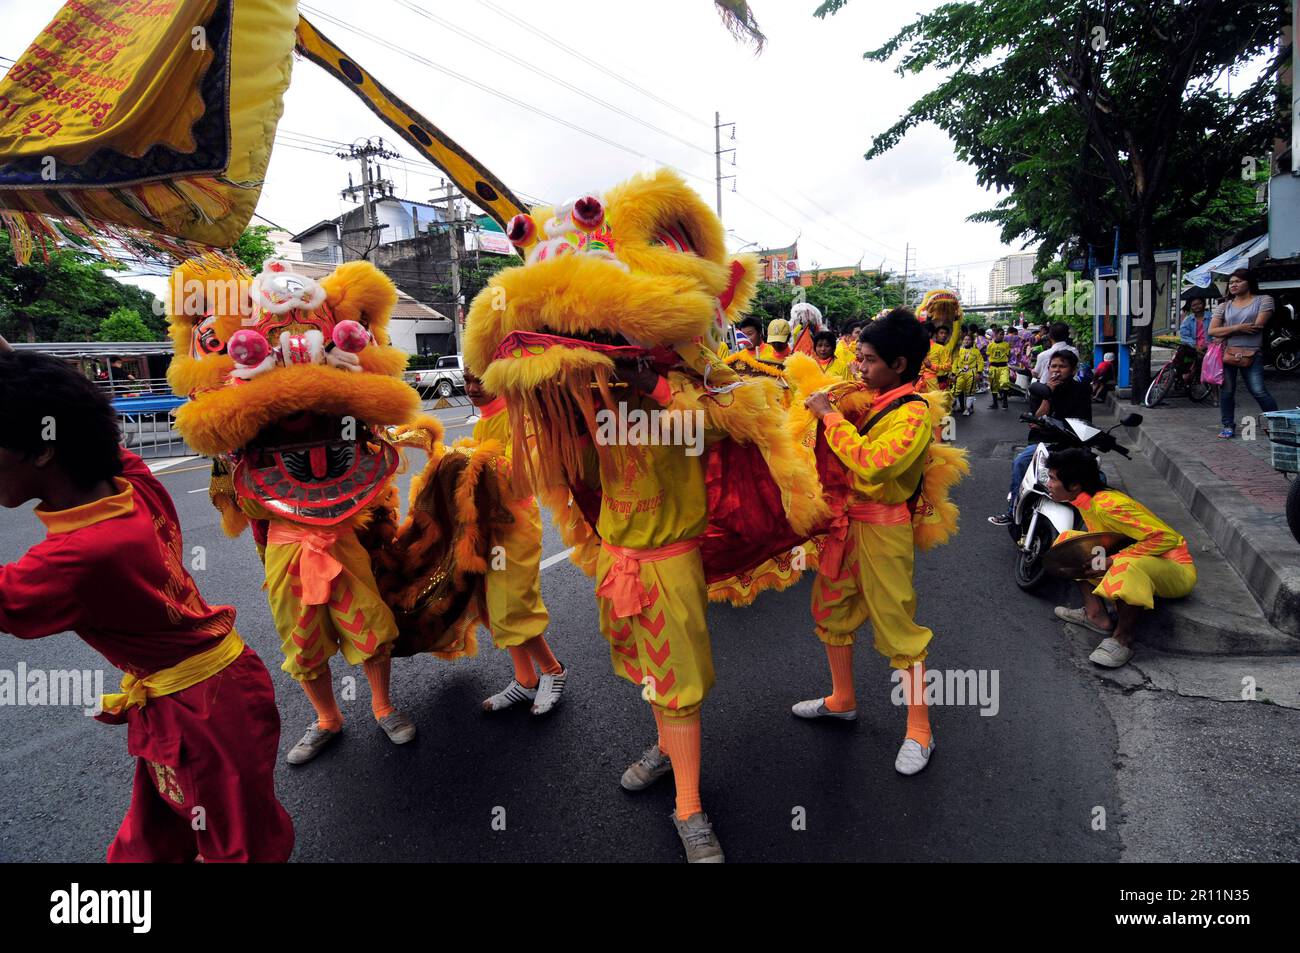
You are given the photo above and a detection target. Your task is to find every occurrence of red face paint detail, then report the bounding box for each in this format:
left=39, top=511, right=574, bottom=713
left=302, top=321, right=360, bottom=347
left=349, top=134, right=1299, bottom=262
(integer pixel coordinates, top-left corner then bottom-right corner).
left=718, top=260, right=746, bottom=310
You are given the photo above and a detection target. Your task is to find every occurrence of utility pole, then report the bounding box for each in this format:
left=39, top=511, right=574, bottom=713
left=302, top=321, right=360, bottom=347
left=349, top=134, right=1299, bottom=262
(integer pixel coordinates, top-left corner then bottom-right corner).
left=714, top=111, right=736, bottom=218
left=337, top=137, right=399, bottom=260
left=903, top=243, right=913, bottom=308
left=437, top=179, right=464, bottom=356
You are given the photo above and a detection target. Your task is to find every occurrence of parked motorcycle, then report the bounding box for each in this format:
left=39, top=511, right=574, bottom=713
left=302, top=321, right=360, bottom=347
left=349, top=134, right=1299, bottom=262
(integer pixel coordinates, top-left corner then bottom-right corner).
left=1266, top=301, right=1299, bottom=374
left=1006, top=383, right=1143, bottom=590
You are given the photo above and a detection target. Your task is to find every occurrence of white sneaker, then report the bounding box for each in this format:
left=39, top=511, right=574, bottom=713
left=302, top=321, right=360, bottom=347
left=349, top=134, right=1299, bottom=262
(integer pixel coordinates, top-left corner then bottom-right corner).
left=672, top=811, right=724, bottom=863
left=1054, top=605, right=1113, bottom=635
left=482, top=679, right=537, bottom=712
left=377, top=710, right=417, bottom=745
left=620, top=743, right=672, bottom=791
left=1089, top=637, right=1133, bottom=668
left=894, top=737, right=935, bottom=775
left=531, top=666, right=568, bottom=716
left=791, top=697, right=858, bottom=721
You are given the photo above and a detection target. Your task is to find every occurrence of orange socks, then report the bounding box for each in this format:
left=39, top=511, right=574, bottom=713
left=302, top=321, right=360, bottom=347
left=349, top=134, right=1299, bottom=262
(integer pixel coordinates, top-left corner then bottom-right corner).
left=301, top=672, right=343, bottom=732
left=363, top=654, right=395, bottom=721
left=900, top=663, right=932, bottom=746
left=824, top=643, right=856, bottom=712
left=522, top=635, right=563, bottom=676
left=658, top=712, right=703, bottom=820
left=508, top=646, right=539, bottom=689
left=652, top=706, right=666, bottom=755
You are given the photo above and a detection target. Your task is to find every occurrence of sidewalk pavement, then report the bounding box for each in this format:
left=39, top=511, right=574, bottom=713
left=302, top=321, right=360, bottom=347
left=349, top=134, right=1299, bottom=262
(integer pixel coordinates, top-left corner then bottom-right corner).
left=1104, top=367, right=1299, bottom=646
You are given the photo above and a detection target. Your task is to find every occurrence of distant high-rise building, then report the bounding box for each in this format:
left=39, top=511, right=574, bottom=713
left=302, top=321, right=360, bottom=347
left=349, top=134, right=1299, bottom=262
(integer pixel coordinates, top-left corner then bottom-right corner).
left=988, top=252, right=1038, bottom=305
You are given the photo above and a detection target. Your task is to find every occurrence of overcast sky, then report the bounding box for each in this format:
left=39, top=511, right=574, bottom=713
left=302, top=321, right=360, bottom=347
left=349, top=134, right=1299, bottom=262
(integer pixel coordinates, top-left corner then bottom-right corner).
left=2, top=0, right=1033, bottom=303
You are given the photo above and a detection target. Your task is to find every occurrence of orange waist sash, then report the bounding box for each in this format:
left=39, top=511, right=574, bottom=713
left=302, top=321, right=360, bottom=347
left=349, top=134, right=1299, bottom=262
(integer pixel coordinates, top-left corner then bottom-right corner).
left=267, top=523, right=343, bottom=605
left=595, top=537, right=701, bottom=619
left=820, top=500, right=911, bottom=579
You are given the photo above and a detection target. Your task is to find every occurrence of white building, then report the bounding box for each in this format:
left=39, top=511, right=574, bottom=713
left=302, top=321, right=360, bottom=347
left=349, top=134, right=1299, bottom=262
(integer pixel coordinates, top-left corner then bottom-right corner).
left=290, top=198, right=448, bottom=264
left=988, top=252, right=1038, bottom=305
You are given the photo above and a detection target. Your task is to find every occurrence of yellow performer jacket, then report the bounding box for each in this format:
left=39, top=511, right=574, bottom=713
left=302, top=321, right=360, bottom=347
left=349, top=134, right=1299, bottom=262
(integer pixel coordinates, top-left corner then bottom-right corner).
left=473, top=396, right=517, bottom=464
left=986, top=340, right=1011, bottom=367
left=812, top=338, right=855, bottom=381
left=820, top=384, right=933, bottom=504
left=579, top=375, right=721, bottom=551
left=954, top=346, right=984, bottom=378
left=1065, top=490, right=1194, bottom=564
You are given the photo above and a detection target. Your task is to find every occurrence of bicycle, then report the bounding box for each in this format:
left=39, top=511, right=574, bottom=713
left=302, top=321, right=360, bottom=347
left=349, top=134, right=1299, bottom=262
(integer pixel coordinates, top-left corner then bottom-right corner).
left=1143, top=345, right=1216, bottom=408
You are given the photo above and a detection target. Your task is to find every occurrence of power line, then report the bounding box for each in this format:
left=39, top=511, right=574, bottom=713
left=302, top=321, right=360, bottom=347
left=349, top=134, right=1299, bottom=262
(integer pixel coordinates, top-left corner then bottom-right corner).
left=297, top=5, right=714, bottom=180
left=389, top=0, right=711, bottom=158
left=473, top=0, right=711, bottom=129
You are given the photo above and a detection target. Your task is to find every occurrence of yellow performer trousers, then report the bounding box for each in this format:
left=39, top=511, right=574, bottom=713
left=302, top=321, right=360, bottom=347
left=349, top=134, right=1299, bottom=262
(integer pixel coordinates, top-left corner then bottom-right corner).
left=988, top=365, right=1010, bottom=393
left=596, top=541, right=713, bottom=718
left=485, top=498, right=551, bottom=649
left=953, top=371, right=979, bottom=398
left=1090, top=552, right=1196, bottom=609
left=811, top=518, right=932, bottom=669
left=263, top=522, right=398, bottom=680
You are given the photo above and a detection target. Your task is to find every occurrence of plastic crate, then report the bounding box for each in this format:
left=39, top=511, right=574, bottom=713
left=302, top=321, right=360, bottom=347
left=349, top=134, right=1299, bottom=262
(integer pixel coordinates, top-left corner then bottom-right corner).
left=1263, top=410, right=1300, bottom=449
left=1272, top=443, right=1300, bottom=473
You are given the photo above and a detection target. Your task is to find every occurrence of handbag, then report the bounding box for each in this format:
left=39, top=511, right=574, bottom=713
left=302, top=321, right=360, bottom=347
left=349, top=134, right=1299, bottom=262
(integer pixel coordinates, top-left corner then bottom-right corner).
left=1201, top=341, right=1224, bottom=385
left=1223, top=345, right=1258, bottom=368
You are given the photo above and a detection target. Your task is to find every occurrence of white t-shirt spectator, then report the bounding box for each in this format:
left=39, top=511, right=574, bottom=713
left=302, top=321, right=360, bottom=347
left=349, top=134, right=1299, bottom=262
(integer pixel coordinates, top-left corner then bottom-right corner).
left=1033, top=340, right=1080, bottom=381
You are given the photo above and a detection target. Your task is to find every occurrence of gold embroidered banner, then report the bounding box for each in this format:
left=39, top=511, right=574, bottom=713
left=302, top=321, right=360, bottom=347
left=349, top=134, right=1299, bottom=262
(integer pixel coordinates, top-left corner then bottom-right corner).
left=0, top=0, right=298, bottom=260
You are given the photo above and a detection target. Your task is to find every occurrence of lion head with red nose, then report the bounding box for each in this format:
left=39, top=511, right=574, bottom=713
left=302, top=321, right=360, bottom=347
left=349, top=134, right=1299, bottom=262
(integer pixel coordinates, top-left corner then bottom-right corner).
left=166, top=257, right=418, bottom=533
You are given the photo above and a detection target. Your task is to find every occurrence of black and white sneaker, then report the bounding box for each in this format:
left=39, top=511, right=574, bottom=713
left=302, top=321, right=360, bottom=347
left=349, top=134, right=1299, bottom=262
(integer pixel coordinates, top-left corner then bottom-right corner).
left=482, top=679, right=537, bottom=712
left=531, top=666, right=568, bottom=716
left=987, top=513, right=1012, bottom=526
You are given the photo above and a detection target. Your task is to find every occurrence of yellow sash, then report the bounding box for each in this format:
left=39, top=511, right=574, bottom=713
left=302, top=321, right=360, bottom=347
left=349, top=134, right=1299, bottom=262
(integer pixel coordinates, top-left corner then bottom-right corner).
left=100, top=630, right=245, bottom=715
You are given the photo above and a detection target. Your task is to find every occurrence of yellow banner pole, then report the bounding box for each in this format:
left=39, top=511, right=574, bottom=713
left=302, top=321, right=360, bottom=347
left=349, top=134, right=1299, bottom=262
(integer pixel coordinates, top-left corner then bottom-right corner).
left=294, top=15, right=527, bottom=229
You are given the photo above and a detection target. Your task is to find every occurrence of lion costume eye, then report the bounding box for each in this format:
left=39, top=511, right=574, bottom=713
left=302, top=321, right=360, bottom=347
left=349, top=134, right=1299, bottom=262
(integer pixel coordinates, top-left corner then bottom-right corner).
left=651, top=224, right=696, bottom=254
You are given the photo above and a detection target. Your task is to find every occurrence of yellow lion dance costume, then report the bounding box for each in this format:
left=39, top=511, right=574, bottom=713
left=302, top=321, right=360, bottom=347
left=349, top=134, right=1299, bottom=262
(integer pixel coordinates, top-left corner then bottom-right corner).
left=167, top=257, right=505, bottom=765
left=463, top=168, right=827, bottom=861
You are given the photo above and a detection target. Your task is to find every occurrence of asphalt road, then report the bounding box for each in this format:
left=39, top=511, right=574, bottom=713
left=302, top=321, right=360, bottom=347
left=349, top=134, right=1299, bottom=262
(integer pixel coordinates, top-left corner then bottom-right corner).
left=0, top=397, right=1131, bottom=862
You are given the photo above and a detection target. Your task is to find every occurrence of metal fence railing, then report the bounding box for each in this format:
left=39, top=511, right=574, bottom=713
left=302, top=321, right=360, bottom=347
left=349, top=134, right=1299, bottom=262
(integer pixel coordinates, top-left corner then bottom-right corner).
left=97, top=376, right=171, bottom=399
left=117, top=412, right=192, bottom=460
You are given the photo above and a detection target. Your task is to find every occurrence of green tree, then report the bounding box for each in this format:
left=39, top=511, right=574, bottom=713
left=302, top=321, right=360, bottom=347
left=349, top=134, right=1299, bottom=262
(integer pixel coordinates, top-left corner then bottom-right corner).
left=232, top=224, right=278, bottom=274
left=0, top=230, right=165, bottom=342
left=817, top=0, right=1288, bottom=394
left=97, top=306, right=155, bottom=342
left=746, top=279, right=797, bottom=324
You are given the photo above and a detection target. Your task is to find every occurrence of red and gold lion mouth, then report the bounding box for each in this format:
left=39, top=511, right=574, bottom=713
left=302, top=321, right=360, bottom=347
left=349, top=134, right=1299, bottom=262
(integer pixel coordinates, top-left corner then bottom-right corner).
left=232, top=412, right=399, bottom=525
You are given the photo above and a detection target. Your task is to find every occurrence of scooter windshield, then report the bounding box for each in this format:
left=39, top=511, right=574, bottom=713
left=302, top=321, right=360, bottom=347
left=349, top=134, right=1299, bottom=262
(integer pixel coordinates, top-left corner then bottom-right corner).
left=1067, top=418, right=1101, bottom=441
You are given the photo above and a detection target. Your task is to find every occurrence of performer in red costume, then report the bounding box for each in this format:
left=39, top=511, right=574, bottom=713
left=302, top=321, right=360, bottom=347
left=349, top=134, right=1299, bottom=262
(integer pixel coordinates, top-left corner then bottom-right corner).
left=0, top=340, right=293, bottom=862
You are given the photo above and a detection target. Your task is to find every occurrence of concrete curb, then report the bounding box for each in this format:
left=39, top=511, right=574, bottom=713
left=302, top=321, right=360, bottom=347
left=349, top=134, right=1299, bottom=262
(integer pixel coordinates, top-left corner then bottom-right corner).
left=1116, top=400, right=1300, bottom=639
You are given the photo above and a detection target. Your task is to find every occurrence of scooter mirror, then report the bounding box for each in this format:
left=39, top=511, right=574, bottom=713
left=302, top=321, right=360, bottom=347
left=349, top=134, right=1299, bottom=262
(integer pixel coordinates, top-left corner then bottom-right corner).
left=1027, top=381, right=1052, bottom=401
left=1121, top=413, right=1143, bottom=427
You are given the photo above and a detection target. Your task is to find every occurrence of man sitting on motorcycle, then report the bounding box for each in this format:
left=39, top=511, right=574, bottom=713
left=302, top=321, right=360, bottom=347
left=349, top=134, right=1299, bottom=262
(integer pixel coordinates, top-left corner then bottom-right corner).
left=988, top=349, right=1092, bottom=526
left=1047, top=448, right=1197, bottom=668
left=1175, top=294, right=1212, bottom=382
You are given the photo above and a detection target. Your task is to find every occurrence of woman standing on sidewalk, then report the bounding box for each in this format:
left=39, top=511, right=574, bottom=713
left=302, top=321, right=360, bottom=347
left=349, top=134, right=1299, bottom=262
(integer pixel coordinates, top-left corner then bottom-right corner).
left=1211, top=268, right=1278, bottom=438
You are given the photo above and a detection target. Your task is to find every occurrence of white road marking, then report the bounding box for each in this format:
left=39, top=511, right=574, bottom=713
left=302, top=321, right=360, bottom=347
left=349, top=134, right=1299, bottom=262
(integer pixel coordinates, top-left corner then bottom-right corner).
left=539, top=548, right=574, bottom=571
left=187, top=487, right=208, bottom=493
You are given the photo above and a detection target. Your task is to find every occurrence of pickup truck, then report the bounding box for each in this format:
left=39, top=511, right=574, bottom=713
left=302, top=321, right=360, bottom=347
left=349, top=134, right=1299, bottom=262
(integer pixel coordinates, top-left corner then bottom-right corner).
left=411, top=354, right=465, bottom=398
